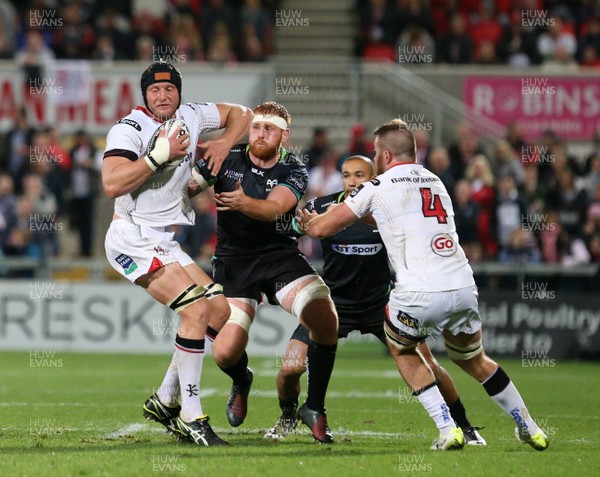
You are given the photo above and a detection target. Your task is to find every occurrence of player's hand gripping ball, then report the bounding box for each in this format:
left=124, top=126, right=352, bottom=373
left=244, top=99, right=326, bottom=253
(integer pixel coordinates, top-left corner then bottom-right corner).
left=146, top=118, right=190, bottom=172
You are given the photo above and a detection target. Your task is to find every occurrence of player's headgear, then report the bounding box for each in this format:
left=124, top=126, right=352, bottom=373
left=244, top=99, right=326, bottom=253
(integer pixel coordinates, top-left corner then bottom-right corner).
left=140, top=61, right=182, bottom=111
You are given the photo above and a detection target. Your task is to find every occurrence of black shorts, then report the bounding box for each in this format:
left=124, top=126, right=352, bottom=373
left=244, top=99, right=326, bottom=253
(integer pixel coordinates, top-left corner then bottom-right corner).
left=213, top=248, right=317, bottom=304
left=291, top=302, right=387, bottom=345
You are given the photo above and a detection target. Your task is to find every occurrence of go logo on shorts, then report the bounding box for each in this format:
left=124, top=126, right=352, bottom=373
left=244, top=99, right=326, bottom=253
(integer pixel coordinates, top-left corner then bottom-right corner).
left=431, top=233, right=456, bottom=257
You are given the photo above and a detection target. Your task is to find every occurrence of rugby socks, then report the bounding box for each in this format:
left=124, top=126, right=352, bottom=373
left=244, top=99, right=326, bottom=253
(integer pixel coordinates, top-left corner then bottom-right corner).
left=157, top=352, right=180, bottom=406
left=204, top=325, right=218, bottom=355
left=414, top=383, right=455, bottom=435
left=482, top=366, right=539, bottom=434
left=279, top=398, right=299, bottom=413
left=447, top=398, right=472, bottom=429
left=175, top=334, right=205, bottom=422
left=305, top=340, right=337, bottom=412
left=218, top=350, right=251, bottom=386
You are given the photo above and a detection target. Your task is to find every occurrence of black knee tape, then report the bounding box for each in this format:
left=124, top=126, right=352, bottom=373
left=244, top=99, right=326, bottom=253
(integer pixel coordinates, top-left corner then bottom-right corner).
left=482, top=366, right=511, bottom=397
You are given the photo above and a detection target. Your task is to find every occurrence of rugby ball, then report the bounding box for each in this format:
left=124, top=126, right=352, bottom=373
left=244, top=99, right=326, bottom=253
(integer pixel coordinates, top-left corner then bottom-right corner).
left=147, top=118, right=191, bottom=172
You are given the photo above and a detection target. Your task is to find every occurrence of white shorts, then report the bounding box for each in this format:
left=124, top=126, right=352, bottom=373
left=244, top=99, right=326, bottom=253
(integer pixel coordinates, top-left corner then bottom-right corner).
left=387, top=286, right=482, bottom=341
left=105, top=219, right=194, bottom=283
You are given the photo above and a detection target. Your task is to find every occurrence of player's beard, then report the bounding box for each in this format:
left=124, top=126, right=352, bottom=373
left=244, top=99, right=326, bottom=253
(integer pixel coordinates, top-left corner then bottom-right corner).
left=249, top=139, right=279, bottom=160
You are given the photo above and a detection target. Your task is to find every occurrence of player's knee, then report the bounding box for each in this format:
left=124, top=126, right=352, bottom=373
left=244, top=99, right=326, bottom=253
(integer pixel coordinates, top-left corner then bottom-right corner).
left=444, top=339, right=483, bottom=362
left=292, top=277, right=333, bottom=320
left=385, top=329, right=421, bottom=355
left=280, top=360, right=305, bottom=380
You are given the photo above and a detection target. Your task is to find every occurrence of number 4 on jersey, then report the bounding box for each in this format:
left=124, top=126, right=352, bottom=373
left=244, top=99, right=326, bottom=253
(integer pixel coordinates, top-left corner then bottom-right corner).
left=420, top=187, right=448, bottom=224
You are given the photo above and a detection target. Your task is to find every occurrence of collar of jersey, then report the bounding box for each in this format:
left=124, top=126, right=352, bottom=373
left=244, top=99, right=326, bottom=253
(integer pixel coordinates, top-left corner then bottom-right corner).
left=389, top=161, right=419, bottom=170
left=244, top=144, right=288, bottom=162
left=336, top=191, right=345, bottom=203
left=135, top=105, right=168, bottom=124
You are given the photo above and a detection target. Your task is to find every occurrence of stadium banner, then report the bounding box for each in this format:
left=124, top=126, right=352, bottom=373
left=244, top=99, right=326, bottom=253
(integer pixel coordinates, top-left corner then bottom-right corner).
left=0, top=282, right=298, bottom=356
left=0, top=62, right=263, bottom=135
left=1, top=283, right=598, bottom=358
left=463, top=75, right=600, bottom=140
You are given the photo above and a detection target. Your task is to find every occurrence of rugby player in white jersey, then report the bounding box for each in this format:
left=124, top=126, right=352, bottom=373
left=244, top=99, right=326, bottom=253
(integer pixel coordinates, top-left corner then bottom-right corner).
left=101, top=61, right=252, bottom=446
left=296, top=119, right=549, bottom=451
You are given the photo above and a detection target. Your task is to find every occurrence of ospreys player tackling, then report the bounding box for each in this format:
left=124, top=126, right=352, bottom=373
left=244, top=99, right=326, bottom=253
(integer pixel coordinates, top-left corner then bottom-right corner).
left=102, top=61, right=252, bottom=446
left=191, top=101, right=339, bottom=444
left=265, top=156, right=485, bottom=446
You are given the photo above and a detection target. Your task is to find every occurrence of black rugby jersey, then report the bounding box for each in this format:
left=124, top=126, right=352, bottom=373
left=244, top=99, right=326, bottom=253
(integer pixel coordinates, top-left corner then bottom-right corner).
left=195, top=144, right=307, bottom=256
left=307, top=191, right=392, bottom=310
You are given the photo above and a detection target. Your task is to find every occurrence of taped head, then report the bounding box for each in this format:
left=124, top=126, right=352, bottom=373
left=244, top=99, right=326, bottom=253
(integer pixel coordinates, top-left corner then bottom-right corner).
left=140, top=61, right=182, bottom=111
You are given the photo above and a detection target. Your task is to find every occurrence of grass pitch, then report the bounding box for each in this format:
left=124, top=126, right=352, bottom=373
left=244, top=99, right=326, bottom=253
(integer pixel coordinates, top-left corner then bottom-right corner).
left=0, top=341, right=598, bottom=477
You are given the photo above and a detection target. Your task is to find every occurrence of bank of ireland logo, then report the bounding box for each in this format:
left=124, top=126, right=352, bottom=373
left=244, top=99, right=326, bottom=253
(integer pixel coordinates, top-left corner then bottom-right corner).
left=431, top=233, right=456, bottom=257
left=115, top=253, right=138, bottom=275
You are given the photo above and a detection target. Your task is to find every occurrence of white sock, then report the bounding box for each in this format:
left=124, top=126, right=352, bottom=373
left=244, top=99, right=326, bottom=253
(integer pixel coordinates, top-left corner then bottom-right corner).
left=175, top=335, right=205, bottom=422
left=490, top=382, right=539, bottom=434
left=415, top=384, right=455, bottom=435
left=157, top=352, right=180, bottom=406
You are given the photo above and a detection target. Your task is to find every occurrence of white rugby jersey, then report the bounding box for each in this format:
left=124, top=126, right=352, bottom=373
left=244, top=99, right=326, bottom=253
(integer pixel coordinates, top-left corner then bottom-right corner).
left=104, top=103, right=221, bottom=226
left=344, top=163, right=475, bottom=292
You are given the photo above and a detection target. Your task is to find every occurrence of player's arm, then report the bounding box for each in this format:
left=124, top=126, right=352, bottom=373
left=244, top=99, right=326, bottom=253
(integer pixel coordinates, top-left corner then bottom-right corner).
left=203, top=103, right=253, bottom=175
left=215, top=182, right=297, bottom=221
left=297, top=203, right=359, bottom=239
left=102, top=128, right=189, bottom=199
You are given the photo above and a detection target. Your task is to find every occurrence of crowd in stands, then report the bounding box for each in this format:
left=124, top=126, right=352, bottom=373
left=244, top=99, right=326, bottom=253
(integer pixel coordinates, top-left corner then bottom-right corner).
left=356, top=0, right=600, bottom=68
left=4, top=0, right=280, bottom=64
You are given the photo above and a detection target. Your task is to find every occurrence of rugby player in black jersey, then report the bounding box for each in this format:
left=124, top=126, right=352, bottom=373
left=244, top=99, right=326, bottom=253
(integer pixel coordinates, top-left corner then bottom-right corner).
left=191, top=101, right=338, bottom=443
left=264, top=155, right=486, bottom=446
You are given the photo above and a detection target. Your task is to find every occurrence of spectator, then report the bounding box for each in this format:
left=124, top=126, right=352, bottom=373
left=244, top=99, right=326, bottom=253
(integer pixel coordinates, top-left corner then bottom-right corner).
left=201, top=0, right=238, bottom=53
left=492, top=139, right=525, bottom=186
left=4, top=195, right=40, bottom=259
left=474, top=40, right=498, bottom=64
left=498, top=228, right=542, bottom=264
left=436, top=13, right=473, bottom=64
left=3, top=107, right=35, bottom=194
left=21, top=173, right=59, bottom=258
left=337, top=123, right=373, bottom=169
left=304, top=127, right=330, bottom=170
left=393, top=0, right=435, bottom=38
left=427, top=146, right=454, bottom=197
left=522, top=165, right=548, bottom=218
left=206, top=30, right=237, bottom=64
left=0, top=173, right=16, bottom=252
left=504, top=120, right=528, bottom=153
left=537, top=15, right=576, bottom=64
left=546, top=168, right=589, bottom=238
left=396, top=25, right=436, bottom=64
left=182, top=191, right=218, bottom=262
left=453, top=178, right=482, bottom=262
left=465, top=154, right=497, bottom=258
left=356, top=0, right=397, bottom=56
left=492, top=174, right=528, bottom=254
left=52, top=2, right=96, bottom=59
left=135, top=35, right=156, bottom=62
left=448, top=122, right=485, bottom=181
left=307, top=149, right=343, bottom=199
left=68, top=130, right=99, bottom=257
left=578, top=15, right=600, bottom=63
left=413, top=129, right=431, bottom=166
left=167, top=13, right=204, bottom=62
left=586, top=154, right=600, bottom=198
left=239, top=24, right=266, bottom=62
left=583, top=187, right=600, bottom=249
left=240, top=0, right=271, bottom=44
left=15, top=30, right=55, bottom=88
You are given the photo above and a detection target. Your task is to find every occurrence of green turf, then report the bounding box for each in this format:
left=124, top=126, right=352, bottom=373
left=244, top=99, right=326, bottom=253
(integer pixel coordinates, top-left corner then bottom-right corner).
left=0, top=341, right=598, bottom=477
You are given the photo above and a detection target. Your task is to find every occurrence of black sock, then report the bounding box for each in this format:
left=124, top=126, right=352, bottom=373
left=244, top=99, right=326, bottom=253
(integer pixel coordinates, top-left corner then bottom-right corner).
left=218, top=351, right=250, bottom=386
left=279, top=398, right=298, bottom=413
left=448, top=397, right=471, bottom=429
left=305, top=340, right=337, bottom=412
